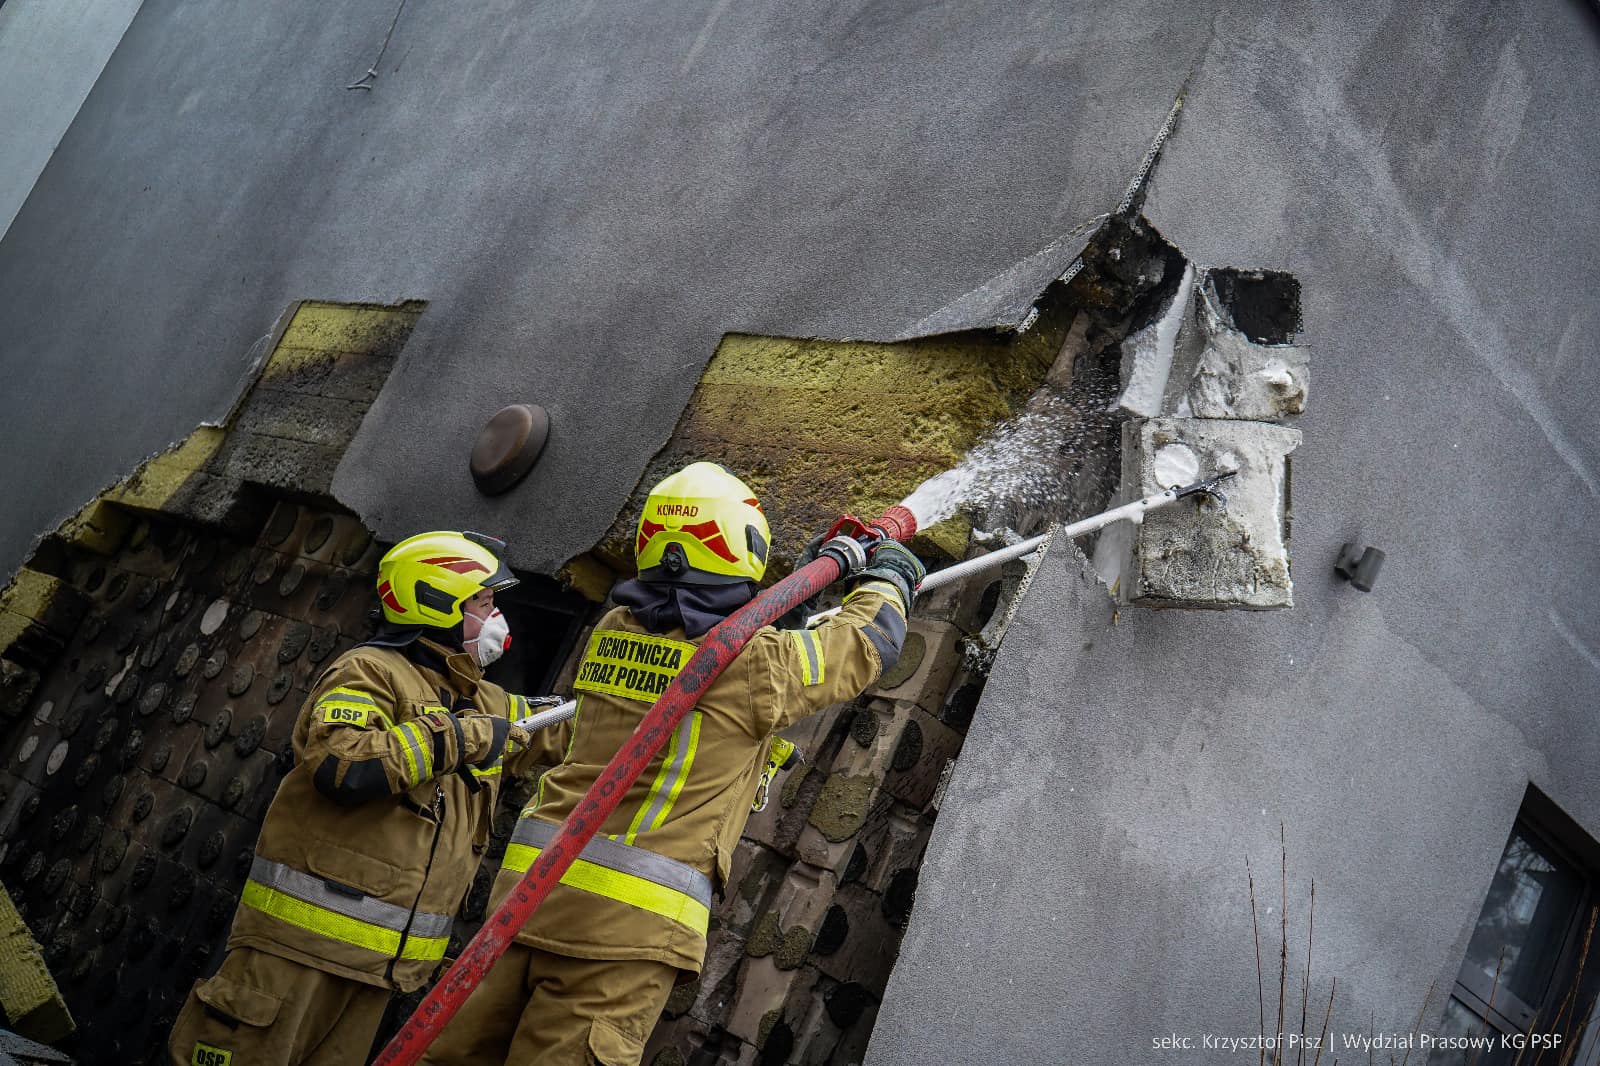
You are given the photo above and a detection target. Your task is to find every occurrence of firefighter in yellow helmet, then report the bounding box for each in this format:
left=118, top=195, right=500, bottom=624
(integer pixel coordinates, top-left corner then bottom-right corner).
left=421, top=463, right=925, bottom=1066
left=170, top=531, right=569, bottom=1066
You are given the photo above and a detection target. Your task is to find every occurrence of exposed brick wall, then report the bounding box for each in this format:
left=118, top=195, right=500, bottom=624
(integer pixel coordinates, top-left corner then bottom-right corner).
left=0, top=298, right=423, bottom=1061
left=0, top=506, right=378, bottom=1060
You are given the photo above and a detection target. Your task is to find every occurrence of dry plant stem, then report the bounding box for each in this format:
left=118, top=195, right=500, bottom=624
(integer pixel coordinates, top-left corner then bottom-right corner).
left=1516, top=1005, right=1541, bottom=1066
left=1555, top=989, right=1598, bottom=1066
left=1280, top=826, right=1290, bottom=1066
left=1548, top=906, right=1600, bottom=1066
left=1250, top=857, right=1268, bottom=1066
left=1313, top=978, right=1336, bottom=1066
left=1301, top=880, right=1316, bottom=1066
left=1541, top=906, right=1599, bottom=1066
left=1400, top=981, right=1435, bottom=1066
left=1468, top=953, right=1507, bottom=1066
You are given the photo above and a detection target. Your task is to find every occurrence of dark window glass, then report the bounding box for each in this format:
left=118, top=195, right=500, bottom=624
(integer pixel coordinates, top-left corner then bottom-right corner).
left=1435, top=997, right=1517, bottom=1066
left=1463, top=829, right=1585, bottom=1009
left=1432, top=805, right=1598, bottom=1066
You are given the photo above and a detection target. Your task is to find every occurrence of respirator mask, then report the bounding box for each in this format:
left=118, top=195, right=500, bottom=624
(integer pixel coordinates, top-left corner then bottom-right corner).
left=464, top=608, right=511, bottom=668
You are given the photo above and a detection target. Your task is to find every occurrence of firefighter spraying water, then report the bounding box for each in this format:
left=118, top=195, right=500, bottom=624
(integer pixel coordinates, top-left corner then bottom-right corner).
left=375, top=462, right=1236, bottom=1065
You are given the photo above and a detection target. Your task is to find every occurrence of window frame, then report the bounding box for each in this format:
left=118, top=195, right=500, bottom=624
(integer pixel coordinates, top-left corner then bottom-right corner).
left=1442, top=788, right=1600, bottom=1056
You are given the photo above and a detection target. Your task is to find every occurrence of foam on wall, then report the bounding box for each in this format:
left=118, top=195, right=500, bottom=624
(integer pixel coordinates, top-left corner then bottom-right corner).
left=1120, top=417, right=1300, bottom=609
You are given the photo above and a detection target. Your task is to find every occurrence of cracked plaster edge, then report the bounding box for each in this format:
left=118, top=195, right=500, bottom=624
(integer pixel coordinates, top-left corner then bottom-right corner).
left=844, top=73, right=1197, bottom=348
left=883, top=79, right=1195, bottom=347
left=1, top=310, right=289, bottom=592
left=3, top=298, right=422, bottom=592
left=553, top=86, right=1205, bottom=590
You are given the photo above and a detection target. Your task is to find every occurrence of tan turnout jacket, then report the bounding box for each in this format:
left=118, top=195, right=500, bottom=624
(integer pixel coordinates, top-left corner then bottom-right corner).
left=228, top=638, right=567, bottom=992
left=492, top=580, right=908, bottom=972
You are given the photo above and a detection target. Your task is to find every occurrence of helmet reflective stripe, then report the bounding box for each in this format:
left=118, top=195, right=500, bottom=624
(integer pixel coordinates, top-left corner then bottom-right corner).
left=635, top=462, right=771, bottom=585
left=636, top=519, right=665, bottom=556
left=375, top=530, right=518, bottom=627
left=377, top=580, right=407, bottom=615
left=420, top=555, right=490, bottom=575
left=677, top=520, right=739, bottom=563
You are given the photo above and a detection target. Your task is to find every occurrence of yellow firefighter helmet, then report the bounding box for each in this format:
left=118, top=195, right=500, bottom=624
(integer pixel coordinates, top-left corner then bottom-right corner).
left=635, top=462, right=769, bottom=585
left=375, top=531, right=518, bottom=627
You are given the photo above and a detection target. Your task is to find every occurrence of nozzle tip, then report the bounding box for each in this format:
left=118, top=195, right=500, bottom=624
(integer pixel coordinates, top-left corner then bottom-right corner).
left=875, top=505, right=918, bottom=543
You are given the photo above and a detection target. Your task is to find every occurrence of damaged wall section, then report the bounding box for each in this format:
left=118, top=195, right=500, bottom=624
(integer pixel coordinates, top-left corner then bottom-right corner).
left=595, top=208, right=1283, bottom=1063
left=578, top=308, right=1082, bottom=585
left=0, top=289, right=1050, bottom=1065
left=1099, top=244, right=1308, bottom=609
left=0, top=236, right=1308, bottom=1063
left=0, top=300, right=427, bottom=1062
left=0, top=284, right=1083, bottom=1064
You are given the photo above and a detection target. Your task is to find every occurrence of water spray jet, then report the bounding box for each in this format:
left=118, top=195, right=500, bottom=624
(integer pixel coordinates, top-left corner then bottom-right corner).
left=517, top=471, right=1242, bottom=722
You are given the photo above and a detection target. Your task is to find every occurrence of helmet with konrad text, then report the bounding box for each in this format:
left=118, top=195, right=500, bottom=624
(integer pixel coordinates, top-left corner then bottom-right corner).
left=636, top=462, right=769, bottom=585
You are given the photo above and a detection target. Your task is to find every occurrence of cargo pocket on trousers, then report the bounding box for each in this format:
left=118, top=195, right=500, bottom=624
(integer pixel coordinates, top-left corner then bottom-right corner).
left=195, top=971, right=284, bottom=1030
left=586, top=1018, right=644, bottom=1066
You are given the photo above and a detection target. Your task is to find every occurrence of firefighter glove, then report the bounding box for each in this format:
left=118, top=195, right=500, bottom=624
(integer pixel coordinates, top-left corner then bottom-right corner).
left=465, top=714, right=510, bottom=768
left=507, top=722, right=536, bottom=752
left=857, top=540, right=926, bottom=611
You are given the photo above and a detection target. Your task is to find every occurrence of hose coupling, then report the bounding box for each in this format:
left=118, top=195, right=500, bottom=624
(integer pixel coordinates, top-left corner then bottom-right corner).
left=818, top=536, right=869, bottom=575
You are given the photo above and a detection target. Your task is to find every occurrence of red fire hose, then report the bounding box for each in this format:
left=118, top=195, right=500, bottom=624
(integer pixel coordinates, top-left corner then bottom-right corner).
left=372, top=506, right=918, bottom=1065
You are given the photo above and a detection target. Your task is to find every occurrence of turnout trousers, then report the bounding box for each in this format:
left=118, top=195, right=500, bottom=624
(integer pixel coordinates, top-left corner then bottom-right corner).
left=418, top=944, right=677, bottom=1066
left=168, top=947, right=390, bottom=1066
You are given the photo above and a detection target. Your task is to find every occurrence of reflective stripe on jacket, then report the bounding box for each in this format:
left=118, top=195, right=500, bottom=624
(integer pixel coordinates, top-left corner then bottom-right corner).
left=242, top=856, right=455, bottom=962
left=493, top=584, right=906, bottom=972
left=503, top=818, right=714, bottom=936
left=229, top=639, right=570, bottom=992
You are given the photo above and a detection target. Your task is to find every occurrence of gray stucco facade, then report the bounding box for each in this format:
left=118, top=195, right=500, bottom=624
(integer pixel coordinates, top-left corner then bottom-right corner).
left=872, top=1, right=1600, bottom=1062
left=0, top=0, right=146, bottom=240
left=3, top=0, right=1599, bottom=1062
left=0, top=0, right=1212, bottom=579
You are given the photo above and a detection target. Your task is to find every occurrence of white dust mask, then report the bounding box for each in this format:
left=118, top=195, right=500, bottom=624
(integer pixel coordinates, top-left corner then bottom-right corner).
left=465, top=608, right=511, bottom=668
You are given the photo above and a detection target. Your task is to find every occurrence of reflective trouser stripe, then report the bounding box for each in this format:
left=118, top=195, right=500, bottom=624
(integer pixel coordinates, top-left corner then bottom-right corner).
left=504, top=819, right=711, bottom=935
left=790, top=629, right=825, bottom=686
left=624, top=710, right=700, bottom=844
left=239, top=883, right=450, bottom=961
left=242, top=857, right=452, bottom=961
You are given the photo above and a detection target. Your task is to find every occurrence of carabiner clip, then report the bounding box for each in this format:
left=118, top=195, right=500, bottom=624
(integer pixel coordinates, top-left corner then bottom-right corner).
left=751, top=738, right=800, bottom=813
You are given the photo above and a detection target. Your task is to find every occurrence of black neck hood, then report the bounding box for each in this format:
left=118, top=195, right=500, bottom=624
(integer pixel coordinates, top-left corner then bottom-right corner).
left=611, top=578, right=756, bottom=638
